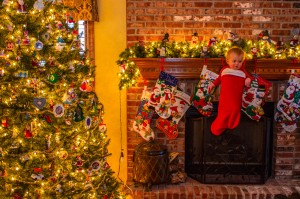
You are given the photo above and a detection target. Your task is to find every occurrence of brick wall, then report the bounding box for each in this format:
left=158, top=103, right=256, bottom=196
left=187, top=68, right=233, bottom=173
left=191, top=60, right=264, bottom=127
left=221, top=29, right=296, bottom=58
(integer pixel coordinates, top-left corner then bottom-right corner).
left=127, top=0, right=300, bottom=46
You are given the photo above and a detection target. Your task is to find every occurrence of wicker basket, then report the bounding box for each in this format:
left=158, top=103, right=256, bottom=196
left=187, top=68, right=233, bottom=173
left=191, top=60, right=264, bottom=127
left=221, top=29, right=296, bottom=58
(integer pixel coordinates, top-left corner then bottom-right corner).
left=133, top=140, right=168, bottom=186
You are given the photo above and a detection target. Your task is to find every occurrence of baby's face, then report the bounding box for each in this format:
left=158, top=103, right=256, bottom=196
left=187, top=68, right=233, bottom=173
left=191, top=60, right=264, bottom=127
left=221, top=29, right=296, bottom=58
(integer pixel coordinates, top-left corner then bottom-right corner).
left=227, top=53, right=244, bottom=70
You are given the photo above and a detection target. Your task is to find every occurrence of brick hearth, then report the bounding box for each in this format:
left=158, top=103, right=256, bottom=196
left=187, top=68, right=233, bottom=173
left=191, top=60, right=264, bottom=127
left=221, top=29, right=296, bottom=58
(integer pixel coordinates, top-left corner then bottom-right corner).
left=126, top=177, right=300, bottom=199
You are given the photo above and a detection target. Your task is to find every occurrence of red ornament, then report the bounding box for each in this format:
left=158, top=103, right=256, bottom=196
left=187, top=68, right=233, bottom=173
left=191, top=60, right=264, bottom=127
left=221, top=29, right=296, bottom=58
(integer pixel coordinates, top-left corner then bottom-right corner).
left=13, top=193, right=22, bottom=199
left=2, top=118, right=8, bottom=128
left=33, top=167, right=42, bottom=173
left=80, top=81, right=87, bottom=91
left=103, top=195, right=108, bottom=199
left=24, top=125, right=32, bottom=138
left=104, top=162, right=110, bottom=169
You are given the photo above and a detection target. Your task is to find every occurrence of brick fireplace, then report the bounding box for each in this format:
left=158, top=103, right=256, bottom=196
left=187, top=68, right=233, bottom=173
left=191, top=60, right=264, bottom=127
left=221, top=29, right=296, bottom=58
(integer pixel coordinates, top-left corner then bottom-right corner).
left=126, top=58, right=300, bottom=197
left=125, top=1, right=300, bottom=197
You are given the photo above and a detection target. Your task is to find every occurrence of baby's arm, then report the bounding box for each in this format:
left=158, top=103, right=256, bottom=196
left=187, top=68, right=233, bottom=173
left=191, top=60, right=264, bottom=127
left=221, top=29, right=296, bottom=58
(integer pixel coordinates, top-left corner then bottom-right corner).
left=245, top=77, right=251, bottom=87
left=208, top=83, right=216, bottom=93
left=208, top=71, right=221, bottom=93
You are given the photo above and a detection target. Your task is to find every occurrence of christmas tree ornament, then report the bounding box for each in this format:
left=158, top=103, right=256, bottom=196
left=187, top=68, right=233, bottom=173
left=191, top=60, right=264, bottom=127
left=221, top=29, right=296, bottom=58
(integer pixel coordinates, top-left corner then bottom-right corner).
left=74, top=104, right=84, bottom=122
left=7, top=22, right=13, bottom=31
left=2, top=118, right=8, bottom=128
left=62, top=88, right=77, bottom=104
left=22, top=30, right=30, bottom=45
left=31, top=168, right=44, bottom=180
left=17, top=0, right=26, bottom=13
left=6, top=41, right=14, bottom=51
left=15, top=70, right=28, bottom=78
left=33, top=97, right=46, bottom=110
left=53, top=104, right=64, bottom=117
left=74, top=156, right=84, bottom=170
left=32, top=59, right=39, bottom=67
left=69, top=62, right=75, bottom=72
left=48, top=73, right=58, bottom=83
left=85, top=116, right=92, bottom=129
left=9, top=142, right=20, bottom=154
left=34, top=40, right=44, bottom=50
left=65, top=118, right=72, bottom=125
left=55, top=184, right=63, bottom=193
left=34, top=0, right=44, bottom=11
left=24, top=124, right=32, bottom=138
left=0, top=50, right=6, bottom=57
left=191, top=65, right=218, bottom=116
left=2, top=0, right=10, bottom=6
left=67, top=16, right=75, bottom=29
left=38, top=59, right=46, bottom=67
left=91, top=160, right=100, bottom=171
left=57, top=20, right=63, bottom=30
left=104, top=162, right=110, bottom=169
left=41, top=113, right=52, bottom=123
left=149, top=71, right=178, bottom=119
left=99, top=123, right=107, bottom=132
left=58, top=149, right=68, bottom=159
left=0, top=167, right=7, bottom=177
left=20, top=154, right=30, bottom=162
left=42, top=32, right=50, bottom=41
left=275, top=74, right=300, bottom=132
left=80, top=79, right=93, bottom=92
left=55, top=37, right=66, bottom=51
left=45, top=134, right=51, bottom=151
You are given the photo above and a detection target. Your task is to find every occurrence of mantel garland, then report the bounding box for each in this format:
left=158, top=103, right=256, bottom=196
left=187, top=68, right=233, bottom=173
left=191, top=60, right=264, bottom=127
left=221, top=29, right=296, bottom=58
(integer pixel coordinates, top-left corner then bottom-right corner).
left=117, top=38, right=300, bottom=90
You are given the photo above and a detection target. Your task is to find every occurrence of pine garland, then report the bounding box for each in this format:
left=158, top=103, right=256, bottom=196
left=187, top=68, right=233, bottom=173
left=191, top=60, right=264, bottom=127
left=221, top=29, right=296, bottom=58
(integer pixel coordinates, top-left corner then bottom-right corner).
left=117, top=39, right=300, bottom=90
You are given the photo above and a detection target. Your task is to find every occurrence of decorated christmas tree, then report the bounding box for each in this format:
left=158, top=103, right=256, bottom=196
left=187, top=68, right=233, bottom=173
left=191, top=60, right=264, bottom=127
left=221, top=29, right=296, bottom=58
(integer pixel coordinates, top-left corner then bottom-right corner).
left=0, top=1, right=122, bottom=198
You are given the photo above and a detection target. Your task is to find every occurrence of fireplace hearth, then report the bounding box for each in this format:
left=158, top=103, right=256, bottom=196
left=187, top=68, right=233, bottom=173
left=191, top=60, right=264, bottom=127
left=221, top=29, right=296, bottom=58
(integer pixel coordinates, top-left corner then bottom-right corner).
left=185, top=102, right=274, bottom=184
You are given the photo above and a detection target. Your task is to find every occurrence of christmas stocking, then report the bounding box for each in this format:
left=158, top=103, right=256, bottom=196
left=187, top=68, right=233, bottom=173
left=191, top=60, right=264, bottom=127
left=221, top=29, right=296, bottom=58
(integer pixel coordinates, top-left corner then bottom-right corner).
left=275, top=74, right=300, bottom=132
left=242, top=75, right=271, bottom=121
left=191, top=65, right=219, bottom=116
left=156, top=90, right=190, bottom=139
left=149, top=71, right=178, bottom=119
left=211, top=68, right=246, bottom=136
left=133, top=86, right=155, bottom=141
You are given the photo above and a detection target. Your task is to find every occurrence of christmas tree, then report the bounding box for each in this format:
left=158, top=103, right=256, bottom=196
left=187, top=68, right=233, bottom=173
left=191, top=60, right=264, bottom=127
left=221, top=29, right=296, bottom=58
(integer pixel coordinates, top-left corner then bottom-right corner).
left=0, top=1, right=122, bottom=198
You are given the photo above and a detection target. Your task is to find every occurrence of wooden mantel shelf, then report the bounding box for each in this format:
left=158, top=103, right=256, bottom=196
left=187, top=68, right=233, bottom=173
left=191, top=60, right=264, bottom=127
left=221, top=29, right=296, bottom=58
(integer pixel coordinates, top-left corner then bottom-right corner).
left=130, top=58, right=300, bottom=80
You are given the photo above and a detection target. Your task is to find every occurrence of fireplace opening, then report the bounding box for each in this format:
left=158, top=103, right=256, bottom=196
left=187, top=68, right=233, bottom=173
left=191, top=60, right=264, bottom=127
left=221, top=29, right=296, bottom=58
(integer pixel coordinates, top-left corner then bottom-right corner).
left=185, top=102, right=274, bottom=184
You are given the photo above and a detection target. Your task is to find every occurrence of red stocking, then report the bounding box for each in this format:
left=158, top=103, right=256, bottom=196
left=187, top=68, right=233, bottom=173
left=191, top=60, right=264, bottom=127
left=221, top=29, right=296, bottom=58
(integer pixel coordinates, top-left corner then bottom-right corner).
left=211, top=69, right=246, bottom=136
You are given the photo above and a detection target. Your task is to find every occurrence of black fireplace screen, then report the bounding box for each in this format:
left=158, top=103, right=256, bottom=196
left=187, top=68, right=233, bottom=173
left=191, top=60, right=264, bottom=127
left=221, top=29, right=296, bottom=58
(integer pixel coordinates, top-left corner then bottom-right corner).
left=185, top=103, right=273, bottom=184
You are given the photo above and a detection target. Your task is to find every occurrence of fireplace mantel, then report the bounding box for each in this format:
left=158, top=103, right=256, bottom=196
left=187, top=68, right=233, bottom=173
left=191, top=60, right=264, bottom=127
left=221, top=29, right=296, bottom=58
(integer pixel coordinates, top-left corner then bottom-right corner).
left=131, top=58, right=300, bottom=80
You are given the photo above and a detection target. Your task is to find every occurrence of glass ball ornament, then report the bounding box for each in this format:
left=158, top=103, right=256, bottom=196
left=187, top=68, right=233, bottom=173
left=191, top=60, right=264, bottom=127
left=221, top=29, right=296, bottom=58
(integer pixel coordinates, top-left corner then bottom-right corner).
left=35, top=40, right=43, bottom=50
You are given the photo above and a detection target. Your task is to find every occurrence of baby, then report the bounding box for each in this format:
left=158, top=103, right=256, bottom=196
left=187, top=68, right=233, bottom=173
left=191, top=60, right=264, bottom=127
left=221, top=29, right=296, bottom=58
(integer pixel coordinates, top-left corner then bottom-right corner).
left=208, top=47, right=251, bottom=136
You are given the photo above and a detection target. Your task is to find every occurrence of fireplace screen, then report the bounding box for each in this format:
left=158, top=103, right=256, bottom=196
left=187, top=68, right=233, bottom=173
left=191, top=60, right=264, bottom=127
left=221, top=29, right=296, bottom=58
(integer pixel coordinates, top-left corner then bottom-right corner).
left=185, top=103, right=273, bottom=184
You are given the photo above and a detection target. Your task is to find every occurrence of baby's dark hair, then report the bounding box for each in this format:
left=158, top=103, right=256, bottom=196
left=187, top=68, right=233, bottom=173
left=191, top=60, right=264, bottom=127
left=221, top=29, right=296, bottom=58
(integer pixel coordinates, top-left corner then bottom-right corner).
left=226, top=46, right=246, bottom=61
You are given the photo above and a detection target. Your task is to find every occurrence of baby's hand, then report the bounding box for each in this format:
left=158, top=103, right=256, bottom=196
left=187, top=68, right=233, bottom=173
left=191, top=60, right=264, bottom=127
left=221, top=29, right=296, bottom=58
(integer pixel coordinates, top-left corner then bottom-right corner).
left=245, top=78, right=251, bottom=87
left=208, top=83, right=215, bottom=93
